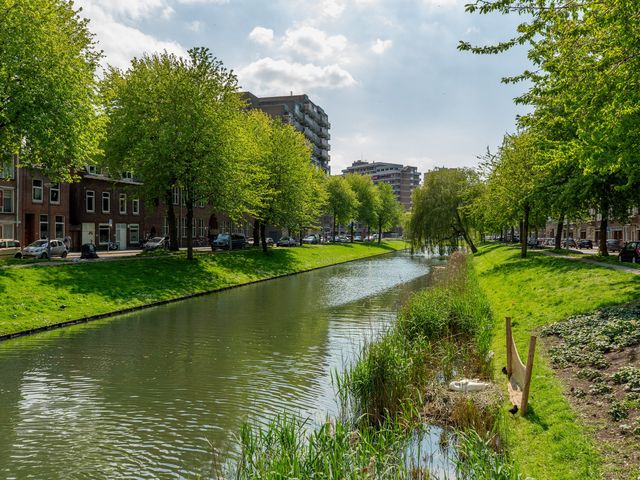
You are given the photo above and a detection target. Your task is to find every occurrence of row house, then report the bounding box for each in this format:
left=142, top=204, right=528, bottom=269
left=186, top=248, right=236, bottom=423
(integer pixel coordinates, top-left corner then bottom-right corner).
left=0, top=156, right=248, bottom=251
left=543, top=208, right=640, bottom=244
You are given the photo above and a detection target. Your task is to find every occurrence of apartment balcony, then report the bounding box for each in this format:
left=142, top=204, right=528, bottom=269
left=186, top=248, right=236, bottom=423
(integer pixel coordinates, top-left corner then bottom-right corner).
left=320, top=138, right=329, bottom=149
left=320, top=149, right=330, bottom=160
left=303, top=103, right=321, bottom=121
left=319, top=127, right=330, bottom=139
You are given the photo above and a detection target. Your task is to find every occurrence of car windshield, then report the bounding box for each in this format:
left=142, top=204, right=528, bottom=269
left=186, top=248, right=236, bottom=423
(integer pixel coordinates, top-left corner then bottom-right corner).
left=149, top=237, right=164, bottom=243
left=29, top=240, right=48, bottom=247
left=216, top=234, right=229, bottom=240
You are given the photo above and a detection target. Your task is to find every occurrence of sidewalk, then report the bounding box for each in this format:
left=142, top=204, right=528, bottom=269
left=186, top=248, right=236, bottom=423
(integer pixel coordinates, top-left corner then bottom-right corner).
left=541, top=250, right=640, bottom=275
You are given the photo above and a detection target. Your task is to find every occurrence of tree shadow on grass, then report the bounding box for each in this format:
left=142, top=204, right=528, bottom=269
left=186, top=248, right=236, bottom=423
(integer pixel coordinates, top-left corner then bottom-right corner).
left=31, top=248, right=303, bottom=313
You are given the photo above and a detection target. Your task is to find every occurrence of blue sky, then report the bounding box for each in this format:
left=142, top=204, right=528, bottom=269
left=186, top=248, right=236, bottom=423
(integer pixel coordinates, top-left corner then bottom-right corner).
left=78, top=0, right=531, bottom=175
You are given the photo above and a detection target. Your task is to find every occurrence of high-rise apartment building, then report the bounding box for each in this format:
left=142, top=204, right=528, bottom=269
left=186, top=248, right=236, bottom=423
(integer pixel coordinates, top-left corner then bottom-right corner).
left=342, top=160, right=421, bottom=210
left=243, top=92, right=331, bottom=173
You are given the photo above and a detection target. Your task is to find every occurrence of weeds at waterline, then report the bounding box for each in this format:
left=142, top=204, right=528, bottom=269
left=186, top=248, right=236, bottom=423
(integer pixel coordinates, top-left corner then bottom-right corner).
left=224, top=252, right=520, bottom=478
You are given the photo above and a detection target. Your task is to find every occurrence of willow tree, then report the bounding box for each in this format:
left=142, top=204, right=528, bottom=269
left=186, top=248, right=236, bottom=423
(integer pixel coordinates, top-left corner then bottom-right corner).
left=410, top=167, right=479, bottom=253
left=326, top=176, right=359, bottom=241
left=1, top=0, right=103, bottom=180
left=102, top=48, right=248, bottom=260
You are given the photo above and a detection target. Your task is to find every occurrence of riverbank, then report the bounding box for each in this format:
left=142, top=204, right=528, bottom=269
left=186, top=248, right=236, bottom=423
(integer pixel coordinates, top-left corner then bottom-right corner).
left=0, top=241, right=406, bottom=339
left=474, top=243, right=640, bottom=479
left=230, top=251, right=519, bottom=478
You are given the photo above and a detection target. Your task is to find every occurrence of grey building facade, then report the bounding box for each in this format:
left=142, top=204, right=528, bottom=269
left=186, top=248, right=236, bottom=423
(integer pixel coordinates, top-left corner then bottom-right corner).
left=342, top=160, right=421, bottom=210
left=243, top=92, right=331, bottom=173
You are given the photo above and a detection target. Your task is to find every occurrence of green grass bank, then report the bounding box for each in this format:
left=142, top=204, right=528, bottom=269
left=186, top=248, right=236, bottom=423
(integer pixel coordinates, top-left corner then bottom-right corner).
left=230, top=252, right=521, bottom=479
left=474, top=244, right=640, bottom=479
left=0, top=241, right=406, bottom=338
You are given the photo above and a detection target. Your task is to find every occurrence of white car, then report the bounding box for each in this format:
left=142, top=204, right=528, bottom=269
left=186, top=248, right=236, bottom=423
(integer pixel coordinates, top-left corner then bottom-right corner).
left=22, top=239, right=68, bottom=259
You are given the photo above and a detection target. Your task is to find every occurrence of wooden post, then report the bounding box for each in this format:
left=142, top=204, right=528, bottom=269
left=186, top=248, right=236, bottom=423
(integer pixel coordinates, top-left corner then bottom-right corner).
left=506, top=317, right=513, bottom=377
left=520, top=336, right=537, bottom=416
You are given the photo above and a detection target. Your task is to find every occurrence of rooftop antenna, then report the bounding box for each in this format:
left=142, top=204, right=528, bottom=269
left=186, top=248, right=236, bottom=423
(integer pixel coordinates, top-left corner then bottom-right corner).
left=290, top=91, right=293, bottom=96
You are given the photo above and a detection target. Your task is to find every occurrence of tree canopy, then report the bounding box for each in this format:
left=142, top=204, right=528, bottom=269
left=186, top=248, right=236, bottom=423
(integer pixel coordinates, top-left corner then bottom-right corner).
left=0, top=0, right=103, bottom=181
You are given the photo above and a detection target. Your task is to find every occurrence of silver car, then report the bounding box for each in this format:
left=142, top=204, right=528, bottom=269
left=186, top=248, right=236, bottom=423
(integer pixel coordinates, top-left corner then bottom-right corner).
left=22, top=239, right=68, bottom=259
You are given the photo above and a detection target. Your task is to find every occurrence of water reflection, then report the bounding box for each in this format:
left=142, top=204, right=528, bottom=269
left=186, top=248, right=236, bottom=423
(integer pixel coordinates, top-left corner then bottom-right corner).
left=0, top=252, right=442, bottom=479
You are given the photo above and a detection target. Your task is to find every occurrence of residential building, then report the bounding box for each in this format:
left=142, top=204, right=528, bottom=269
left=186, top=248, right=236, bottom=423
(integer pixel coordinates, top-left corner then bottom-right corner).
left=544, top=209, right=640, bottom=244
left=342, top=160, right=421, bottom=210
left=243, top=92, right=331, bottom=173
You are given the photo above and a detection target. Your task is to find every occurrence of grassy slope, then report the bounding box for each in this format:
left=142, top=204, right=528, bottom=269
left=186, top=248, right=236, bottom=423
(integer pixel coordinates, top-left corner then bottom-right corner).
left=0, top=241, right=406, bottom=337
left=473, top=244, right=640, bottom=479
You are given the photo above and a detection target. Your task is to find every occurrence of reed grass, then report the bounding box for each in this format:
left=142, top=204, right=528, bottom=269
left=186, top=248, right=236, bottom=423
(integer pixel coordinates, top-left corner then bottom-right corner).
left=225, top=252, right=520, bottom=479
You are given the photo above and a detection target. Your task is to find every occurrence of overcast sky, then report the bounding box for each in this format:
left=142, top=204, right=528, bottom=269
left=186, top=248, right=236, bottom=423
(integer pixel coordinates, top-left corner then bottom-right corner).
left=77, top=0, right=531, bottom=176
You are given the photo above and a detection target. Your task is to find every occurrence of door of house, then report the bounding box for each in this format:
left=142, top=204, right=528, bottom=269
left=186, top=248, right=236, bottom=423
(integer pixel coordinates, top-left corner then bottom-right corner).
left=81, top=223, right=95, bottom=245
left=24, top=213, right=35, bottom=244
left=116, top=223, right=127, bottom=249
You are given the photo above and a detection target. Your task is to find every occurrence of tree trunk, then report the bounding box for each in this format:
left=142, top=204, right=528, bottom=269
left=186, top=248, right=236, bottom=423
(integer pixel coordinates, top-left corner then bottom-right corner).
left=599, top=210, right=609, bottom=257
left=555, top=213, right=564, bottom=250
left=510, top=225, right=515, bottom=243
left=333, top=213, right=336, bottom=242
left=186, top=200, right=194, bottom=260
left=521, top=203, right=530, bottom=259
left=253, top=219, right=260, bottom=248
left=378, top=220, right=382, bottom=245
left=166, top=189, right=179, bottom=251
left=350, top=222, right=354, bottom=243
left=455, top=209, right=477, bottom=254
left=260, top=222, right=267, bottom=253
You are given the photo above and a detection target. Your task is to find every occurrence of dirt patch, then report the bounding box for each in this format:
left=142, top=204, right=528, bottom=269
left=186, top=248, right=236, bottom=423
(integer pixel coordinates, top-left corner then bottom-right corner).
left=542, top=303, right=640, bottom=479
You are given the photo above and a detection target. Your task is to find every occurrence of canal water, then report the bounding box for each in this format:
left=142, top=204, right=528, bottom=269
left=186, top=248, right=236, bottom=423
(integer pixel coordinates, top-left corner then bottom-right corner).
left=0, top=252, right=441, bottom=479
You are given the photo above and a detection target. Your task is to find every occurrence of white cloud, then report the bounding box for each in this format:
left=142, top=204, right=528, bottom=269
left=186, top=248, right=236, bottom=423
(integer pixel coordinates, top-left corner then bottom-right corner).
left=248, top=26, right=274, bottom=45
left=322, top=0, right=346, bottom=17
left=421, top=0, right=462, bottom=10
left=77, top=2, right=186, bottom=70
left=176, top=0, right=229, bottom=3
left=371, top=38, right=392, bottom=54
left=187, top=20, right=204, bottom=32
left=282, top=26, right=348, bottom=61
left=161, top=6, right=175, bottom=19
left=80, top=0, right=164, bottom=20
left=237, top=57, right=356, bottom=95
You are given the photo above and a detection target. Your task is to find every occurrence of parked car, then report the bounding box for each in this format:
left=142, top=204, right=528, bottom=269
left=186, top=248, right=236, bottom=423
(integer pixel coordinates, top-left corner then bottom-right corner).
left=561, top=238, right=577, bottom=248
left=80, top=243, right=99, bottom=259
left=618, top=241, right=640, bottom=263
left=353, top=235, right=363, bottom=242
left=143, top=236, right=167, bottom=250
left=302, top=234, right=319, bottom=244
left=211, top=233, right=246, bottom=250
left=0, top=239, right=22, bottom=258
left=607, top=239, right=624, bottom=252
left=22, top=239, right=68, bottom=259
left=277, top=236, right=299, bottom=247
left=577, top=239, right=593, bottom=249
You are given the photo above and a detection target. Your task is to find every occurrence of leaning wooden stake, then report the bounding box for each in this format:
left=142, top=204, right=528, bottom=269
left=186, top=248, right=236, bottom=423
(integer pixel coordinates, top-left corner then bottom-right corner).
left=505, top=317, right=536, bottom=416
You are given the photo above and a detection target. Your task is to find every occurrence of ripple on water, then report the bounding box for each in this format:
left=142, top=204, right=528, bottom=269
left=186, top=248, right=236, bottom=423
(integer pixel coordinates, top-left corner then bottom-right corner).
left=0, top=252, right=437, bottom=479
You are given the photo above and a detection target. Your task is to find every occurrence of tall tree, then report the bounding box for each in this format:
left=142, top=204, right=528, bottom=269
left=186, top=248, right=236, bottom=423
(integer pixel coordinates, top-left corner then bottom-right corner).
left=0, top=0, right=103, bottom=181
left=102, top=48, right=248, bottom=260
left=326, top=176, right=359, bottom=241
left=410, top=167, right=479, bottom=253
left=345, top=174, right=380, bottom=241
left=374, top=182, right=402, bottom=244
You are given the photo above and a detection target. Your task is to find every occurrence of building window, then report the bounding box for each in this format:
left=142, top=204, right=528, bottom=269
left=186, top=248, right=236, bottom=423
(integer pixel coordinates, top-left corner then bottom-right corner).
left=1, top=157, right=14, bottom=179
left=87, top=165, right=97, bottom=174
left=98, top=224, right=110, bottom=245
left=32, top=179, right=43, bottom=202
left=55, top=215, right=64, bottom=239
left=86, top=190, right=95, bottom=212
left=49, top=183, right=60, bottom=204
left=130, top=224, right=139, bottom=244
left=172, top=188, right=180, bottom=206
left=1, top=189, right=14, bottom=213
left=39, top=214, right=48, bottom=239
left=0, top=224, right=14, bottom=239
left=102, top=192, right=110, bottom=213
left=132, top=198, right=140, bottom=215
left=162, top=217, right=168, bottom=237
left=122, top=171, right=133, bottom=180
left=181, top=217, right=187, bottom=238
left=119, top=193, right=127, bottom=214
